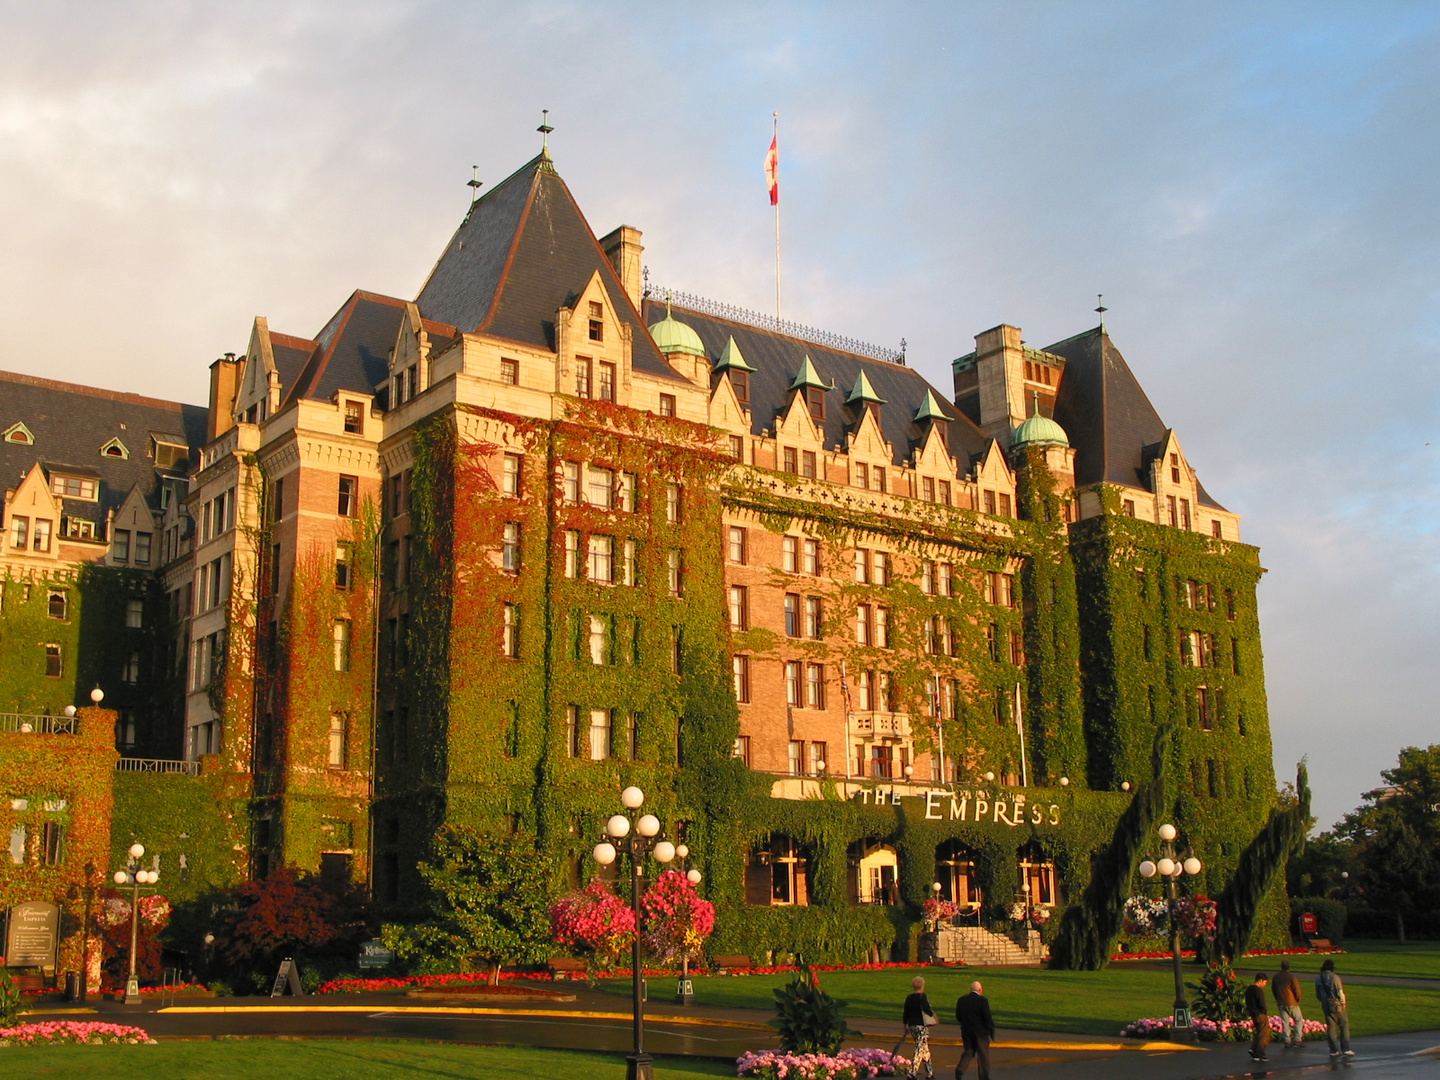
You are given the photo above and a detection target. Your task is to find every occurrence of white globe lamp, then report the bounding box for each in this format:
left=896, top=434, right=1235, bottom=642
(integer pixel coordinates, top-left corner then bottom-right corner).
left=621, top=786, right=645, bottom=810
left=654, top=841, right=676, bottom=864
left=593, top=842, right=617, bottom=866
left=1138, top=860, right=1157, bottom=879
left=605, top=815, right=631, bottom=839
left=1158, top=823, right=1177, bottom=842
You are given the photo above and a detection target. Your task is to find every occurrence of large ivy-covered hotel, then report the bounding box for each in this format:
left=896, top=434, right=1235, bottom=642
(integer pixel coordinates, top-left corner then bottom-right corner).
left=1, top=147, right=1284, bottom=975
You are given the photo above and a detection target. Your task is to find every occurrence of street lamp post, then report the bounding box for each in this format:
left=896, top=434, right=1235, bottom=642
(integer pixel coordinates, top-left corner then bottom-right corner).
left=111, top=842, right=158, bottom=1004
left=592, top=786, right=687, bottom=1080
left=1139, top=823, right=1203, bottom=1044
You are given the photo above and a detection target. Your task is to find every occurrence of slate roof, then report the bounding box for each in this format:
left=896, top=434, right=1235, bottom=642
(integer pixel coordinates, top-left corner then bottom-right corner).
left=641, top=299, right=992, bottom=474
left=281, top=291, right=439, bottom=408
left=417, top=154, right=682, bottom=382
left=0, top=369, right=206, bottom=525
left=1047, top=327, right=1224, bottom=510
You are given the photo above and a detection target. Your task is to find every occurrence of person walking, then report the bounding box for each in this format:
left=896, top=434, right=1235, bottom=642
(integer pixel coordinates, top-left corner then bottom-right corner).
left=1245, top=972, right=1272, bottom=1062
left=900, top=975, right=936, bottom=1080
left=1271, top=958, right=1305, bottom=1047
left=954, top=980, right=995, bottom=1080
left=1316, top=958, right=1353, bottom=1058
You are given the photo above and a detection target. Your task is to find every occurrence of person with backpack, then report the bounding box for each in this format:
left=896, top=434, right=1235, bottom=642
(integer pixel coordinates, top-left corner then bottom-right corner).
left=1316, top=958, right=1353, bottom=1058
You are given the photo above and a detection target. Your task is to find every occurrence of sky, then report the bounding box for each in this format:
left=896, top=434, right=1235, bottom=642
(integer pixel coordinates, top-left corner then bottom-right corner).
left=2, top=2, right=1437, bottom=830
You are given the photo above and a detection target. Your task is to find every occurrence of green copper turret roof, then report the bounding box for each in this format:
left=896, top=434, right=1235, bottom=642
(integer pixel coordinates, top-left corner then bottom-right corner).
left=846, top=370, right=886, bottom=405
left=788, top=355, right=830, bottom=392
left=648, top=306, right=708, bottom=358
left=713, top=335, right=756, bottom=373
left=913, top=388, right=950, bottom=423
left=1011, top=393, right=1070, bottom=449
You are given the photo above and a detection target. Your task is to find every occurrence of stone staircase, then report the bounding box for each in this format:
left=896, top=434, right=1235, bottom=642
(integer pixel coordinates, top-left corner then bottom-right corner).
left=935, top=926, right=1044, bottom=966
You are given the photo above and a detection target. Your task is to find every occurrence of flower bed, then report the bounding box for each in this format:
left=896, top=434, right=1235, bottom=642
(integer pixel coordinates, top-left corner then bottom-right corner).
left=737, top=1048, right=910, bottom=1079
left=0, top=1021, right=155, bottom=1046
left=1121, top=1015, right=1331, bottom=1042
left=1110, top=945, right=1345, bottom=961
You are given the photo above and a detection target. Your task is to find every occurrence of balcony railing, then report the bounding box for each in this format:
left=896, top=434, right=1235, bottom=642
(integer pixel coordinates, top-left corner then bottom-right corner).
left=0, top=713, right=78, bottom=735
left=849, top=711, right=912, bottom=738
left=116, top=758, right=201, bottom=777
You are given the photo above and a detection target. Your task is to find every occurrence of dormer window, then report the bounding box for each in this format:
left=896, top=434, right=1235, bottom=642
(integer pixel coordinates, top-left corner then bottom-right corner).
left=588, top=301, right=604, bottom=342
left=730, top=370, right=750, bottom=404
left=50, top=474, right=97, bottom=501
left=100, top=437, right=129, bottom=459
left=806, top=386, right=826, bottom=420
left=151, top=438, right=188, bottom=470
left=343, top=400, right=364, bottom=435
left=3, top=422, right=33, bottom=445
left=1170, top=454, right=1180, bottom=483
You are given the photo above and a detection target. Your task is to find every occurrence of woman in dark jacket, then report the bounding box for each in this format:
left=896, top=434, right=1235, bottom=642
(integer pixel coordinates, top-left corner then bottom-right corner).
left=901, top=975, right=936, bottom=1079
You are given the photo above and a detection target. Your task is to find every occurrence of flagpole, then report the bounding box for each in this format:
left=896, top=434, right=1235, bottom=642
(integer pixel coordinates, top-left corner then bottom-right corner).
left=773, top=111, right=782, bottom=321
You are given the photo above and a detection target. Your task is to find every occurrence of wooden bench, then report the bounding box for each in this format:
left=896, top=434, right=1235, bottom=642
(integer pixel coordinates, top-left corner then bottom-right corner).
left=547, top=957, right=587, bottom=979
left=8, top=974, right=47, bottom=992
left=1308, top=939, right=1333, bottom=951
left=712, top=954, right=753, bottom=973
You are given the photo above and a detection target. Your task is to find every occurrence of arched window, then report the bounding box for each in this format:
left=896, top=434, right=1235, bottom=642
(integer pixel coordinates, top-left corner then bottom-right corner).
left=1018, top=842, right=1059, bottom=907
left=847, top=838, right=899, bottom=905
left=936, top=840, right=982, bottom=910
left=745, top=834, right=810, bottom=906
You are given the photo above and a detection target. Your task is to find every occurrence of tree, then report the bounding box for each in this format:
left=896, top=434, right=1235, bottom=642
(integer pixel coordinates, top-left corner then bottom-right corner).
left=1337, top=745, right=1440, bottom=942
left=215, top=865, right=374, bottom=975
left=385, top=827, right=552, bottom=983
left=1048, top=723, right=1173, bottom=969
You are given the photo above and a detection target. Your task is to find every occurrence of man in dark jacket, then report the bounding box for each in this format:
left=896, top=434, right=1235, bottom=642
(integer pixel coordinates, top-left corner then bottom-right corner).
left=1245, top=973, right=1271, bottom=1062
left=955, top=981, right=995, bottom=1080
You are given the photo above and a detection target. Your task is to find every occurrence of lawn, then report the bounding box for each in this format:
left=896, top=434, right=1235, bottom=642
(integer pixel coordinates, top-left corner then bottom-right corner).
left=599, top=963, right=1440, bottom=1037
left=0, top=1039, right=735, bottom=1080
left=1277, top=939, right=1440, bottom=981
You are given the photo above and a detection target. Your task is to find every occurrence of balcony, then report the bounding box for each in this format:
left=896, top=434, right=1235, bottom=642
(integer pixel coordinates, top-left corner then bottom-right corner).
left=0, top=713, right=78, bottom=735
left=116, top=758, right=201, bottom=777
left=849, top=711, right=911, bottom=739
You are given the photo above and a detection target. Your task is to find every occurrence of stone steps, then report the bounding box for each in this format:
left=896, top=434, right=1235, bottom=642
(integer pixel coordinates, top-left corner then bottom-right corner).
left=936, top=925, right=1044, bottom=966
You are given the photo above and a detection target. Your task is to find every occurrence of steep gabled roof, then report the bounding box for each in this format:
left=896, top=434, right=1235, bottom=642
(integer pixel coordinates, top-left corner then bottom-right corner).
left=268, top=332, right=320, bottom=402
left=1048, top=327, right=1224, bottom=509
left=642, top=299, right=989, bottom=471
left=0, top=369, right=205, bottom=521
left=417, top=154, right=681, bottom=382
left=282, top=292, right=422, bottom=407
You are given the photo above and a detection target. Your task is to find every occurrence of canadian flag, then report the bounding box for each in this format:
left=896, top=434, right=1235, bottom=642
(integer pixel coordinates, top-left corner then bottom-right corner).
left=764, top=134, right=779, bottom=206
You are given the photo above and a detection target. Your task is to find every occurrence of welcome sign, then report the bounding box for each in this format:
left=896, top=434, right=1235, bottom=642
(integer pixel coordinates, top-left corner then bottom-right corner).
left=5, top=901, right=59, bottom=967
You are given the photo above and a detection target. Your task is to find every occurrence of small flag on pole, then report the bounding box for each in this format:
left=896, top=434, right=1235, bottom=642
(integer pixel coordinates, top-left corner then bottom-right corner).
left=765, top=133, right=779, bottom=206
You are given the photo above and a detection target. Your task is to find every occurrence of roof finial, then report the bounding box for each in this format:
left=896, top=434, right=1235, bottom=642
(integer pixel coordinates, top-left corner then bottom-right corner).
left=467, top=166, right=483, bottom=205
left=1095, top=293, right=1108, bottom=332
left=1032, top=390, right=1041, bottom=417
left=665, top=289, right=673, bottom=317
left=537, top=109, right=554, bottom=158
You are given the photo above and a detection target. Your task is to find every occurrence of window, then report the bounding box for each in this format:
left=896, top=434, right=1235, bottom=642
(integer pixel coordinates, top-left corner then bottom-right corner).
left=782, top=447, right=798, bottom=474
left=4, top=422, right=33, bottom=444
left=922, top=477, right=935, bottom=502
left=1170, top=454, right=1180, bottom=484
left=855, top=462, right=869, bottom=489
left=806, top=386, right=825, bottom=420
left=871, top=550, right=890, bottom=586
left=802, top=539, right=819, bottom=575
left=733, top=735, right=751, bottom=767
left=589, top=709, right=612, bottom=761
left=502, top=453, right=522, bottom=496
left=51, top=474, right=97, bottom=500
left=134, top=531, right=151, bottom=565
left=659, top=394, right=676, bottom=417
left=273, top=477, right=286, bottom=522
left=1179, top=498, right=1191, bottom=530
left=801, top=450, right=816, bottom=479
left=9, top=515, right=26, bottom=549
left=782, top=535, right=799, bottom=572
left=804, top=596, right=823, bottom=639
left=985, top=623, right=999, bottom=661
left=45, top=644, right=62, bottom=678
left=1010, top=630, right=1025, bottom=666
left=47, top=590, right=67, bottom=620
left=997, top=493, right=1012, bottom=518
left=101, top=437, right=128, bottom=458
left=64, top=517, right=97, bottom=540
left=502, top=604, right=519, bottom=658
left=620, top=539, right=637, bottom=586
left=806, top=663, right=826, bottom=709
left=921, top=559, right=934, bottom=595
left=576, top=357, right=592, bottom=398
left=870, top=744, right=894, bottom=779
left=1211, top=519, right=1222, bottom=538
left=588, top=615, right=609, bottom=665
left=939, top=481, right=951, bottom=505
left=1167, top=495, right=1178, bottom=527
left=874, top=467, right=887, bottom=494
left=784, top=593, right=801, bottom=637
left=1143, top=625, right=1152, bottom=662
left=875, top=606, right=890, bottom=648
left=564, top=531, right=581, bottom=577
left=879, top=671, right=897, bottom=712
left=328, top=713, right=348, bottom=767
left=1231, top=638, right=1242, bottom=676
left=729, top=434, right=745, bottom=461
left=613, top=471, right=634, bottom=512
left=330, top=474, right=356, bottom=517
left=563, top=462, right=581, bottom=503
left=788, top=740, right=804, bottom=776
left=938, top=562, right=953, bottom=597
left=666, top=483, right=682, bottom=523
left=667, top=550, right=683, bottom=596
left=503, top=523, right=522, bottom=573
left=343, top=400, right=364, bottom=434
left=588, top=535, right=613, bottom=583
left=732, top=655, right=751, bottom=703
left=126, top=599, right=144, bottom=628
left=21, top=517, right=50, bottom=552
left=500, top=357, right=520, bottom=385
left=855, top=670, right=874, bottom=710
left=784, top=660, right=801, bottom=706
left=672, top=627, right=683, bottom=675
left=42, top=822, right=64, bottom=867
left=856, top=604, right=872, bottom=645
left=728, top=526, right=747, bottom=563
left=592, top=360, right=615, bottom=403
left=1197, top=687, right=1213, bottom=731
left=729, top=586, right=748, bottom=630
left=335, top=543, right=352, bottom=590
left=565, top=707, right=579, bottom=757
left=1225, top=589, right=1237, bottom=621
left=333, top=620, right=351, bottom=672
left=122, top=652, right=140, bottom=683
left=1122, top=499, right=1136, bottom=517
left=589, top=303, right=604, bottom=342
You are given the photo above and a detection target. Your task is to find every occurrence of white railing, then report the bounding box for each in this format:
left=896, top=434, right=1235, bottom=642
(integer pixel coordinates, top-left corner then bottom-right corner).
left=116, top=758, right=201, bottom=777
left=0, top=713, right=78, bottom=735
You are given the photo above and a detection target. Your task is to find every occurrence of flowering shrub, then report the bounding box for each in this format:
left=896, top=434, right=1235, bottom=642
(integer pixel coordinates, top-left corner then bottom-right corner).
left=96, top=892, right=172, bottom=986
left=1006, top=902, right=1050, bottom=925
left=921, top=898, right=958, bottom=932
left=1121, top=1015, right=1329, bottom=1042
left=641, top=871, right=716, bottom=964
left=550, top=878, right=637, bottom=973
left=1190, top=960, right=1245, bottom=1023
left=1111, top=946, right=1341, bottom=961
left=95, top=894, right=171, bottom=930
left=738, top=1048, right=909, bottom=1079
left=0, top=1021, right=155, bottom=1046
left=1122, top=896, right=1169, bottom=936
left=1175, top=896, right=1218, bottom=940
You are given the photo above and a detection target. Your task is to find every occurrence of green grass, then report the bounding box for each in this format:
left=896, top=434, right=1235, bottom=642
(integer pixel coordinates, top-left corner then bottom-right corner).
left=1276, top=939, right=1440, bottom=980
left=599, top=964, right=1440, bottom=1037
left=0, top=1040, right=734, bottom=1080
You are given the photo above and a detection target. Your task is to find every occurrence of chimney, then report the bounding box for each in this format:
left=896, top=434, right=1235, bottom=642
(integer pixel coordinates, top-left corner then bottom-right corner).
left=973, top=325, right=1026, bottom=446
left=208, top=354, right=242, bottom=442
left=599, top=225, right=644, bottom=308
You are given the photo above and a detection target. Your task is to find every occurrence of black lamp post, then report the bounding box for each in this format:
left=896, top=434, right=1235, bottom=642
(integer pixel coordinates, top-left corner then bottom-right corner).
left=1139, top=823, right=1203, bottom=1044
left=592, top=786, right=684, bottom=1080
left=111, top=842, right=158, bottom=1004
